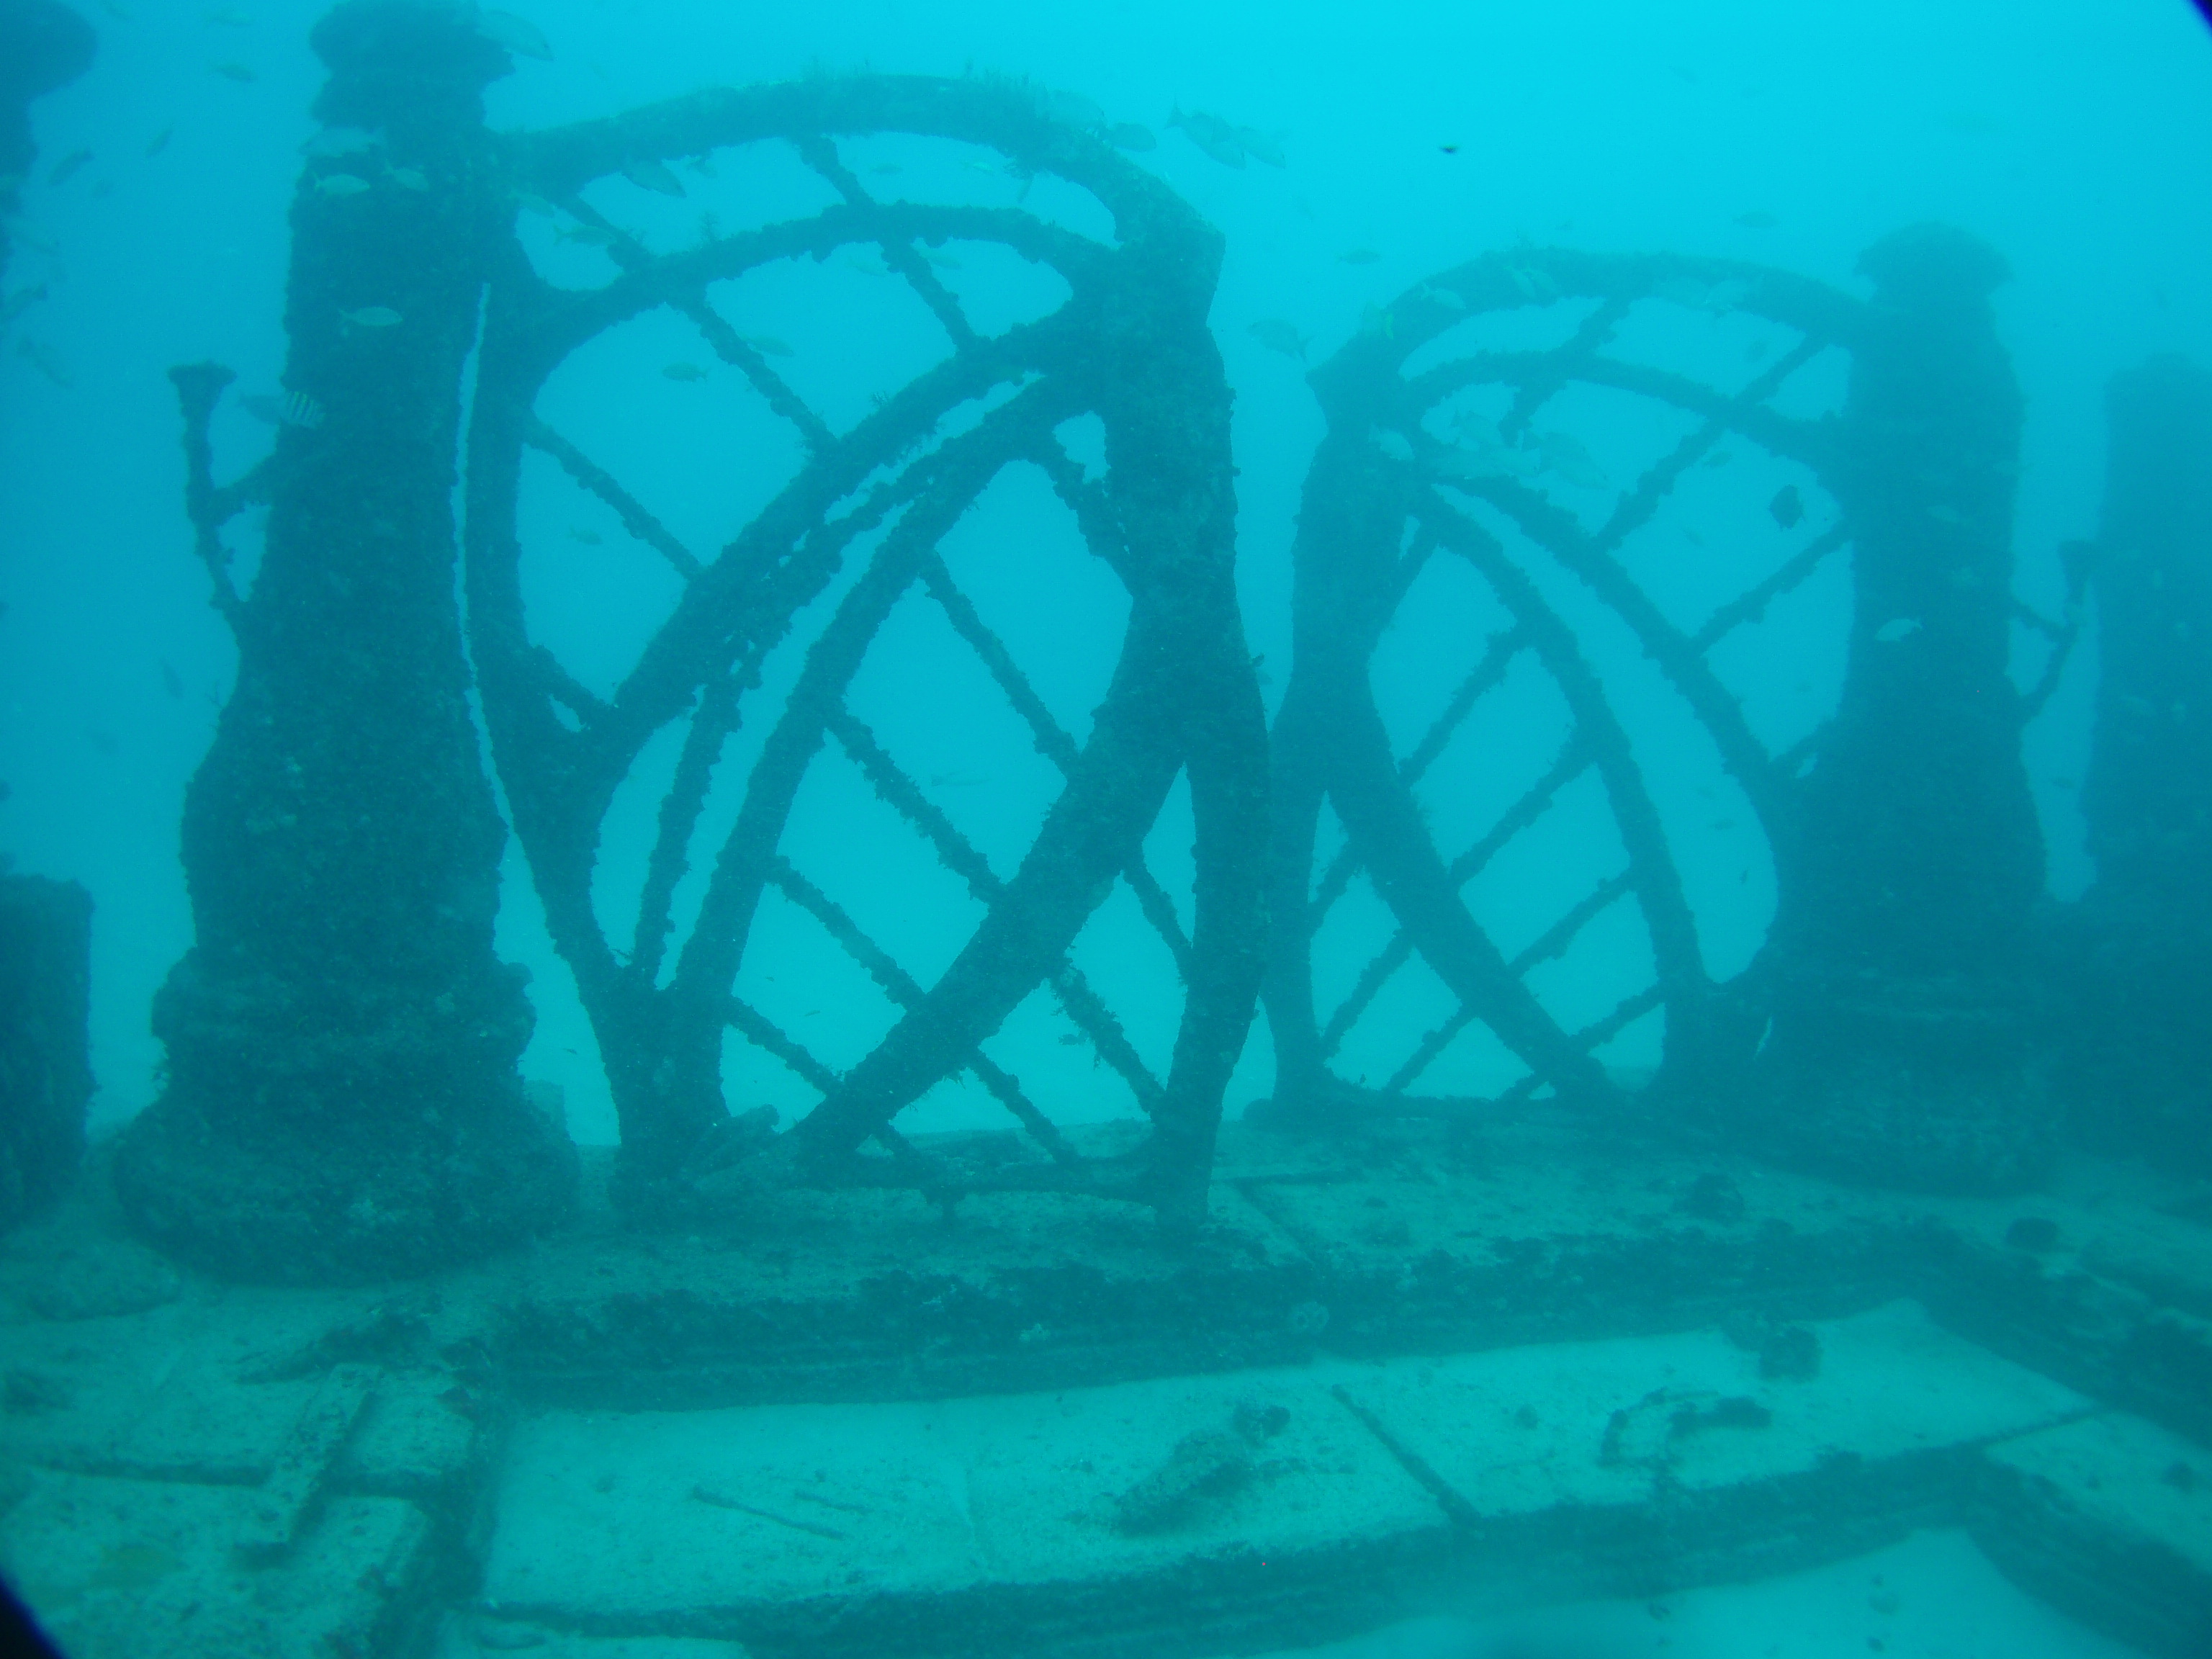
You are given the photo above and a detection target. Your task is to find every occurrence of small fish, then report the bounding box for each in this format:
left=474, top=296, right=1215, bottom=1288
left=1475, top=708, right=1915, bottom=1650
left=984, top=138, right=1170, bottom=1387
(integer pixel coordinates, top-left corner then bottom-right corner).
left=1038, top=88, right=1106, bottom=131
left=742, top=333, right=793, bottom=357
left=662, top=361, right=706, bottom=382
left=210, top=60, right=257, bottom=82
left=304, top=125, right=379, bottom=158
left=1359, top=302, right=1395, bottom=340
left=511, top=192, right=559, bottom=217
left=144, top=127, right=174, bottom=157
left=1413, top=282, right=1466, bottom=312
left=1768, top=484, right=1804, bottom=529
left=621, top=157, right=685, bottom=197
left=569, top=527, right=603, bottom=544
left=839, top=248, right=890, bottom=276
left=1057, top=1033, right=1084, bottom=1046
left=48, top=148, right=94, bottom=186
left=240, top=389, right=325, bottom=428
left=1506, top=263, right=1559, bottom=302
left=161, top=661, right=185, bottom=699
left=1874, top=617, right=1923, bottom=644
left=869, top=162, right=904, bottom=175
left=17, top=336, right=70, bottom=386
left=1169, top=107, right=1246, bottom=168
left=1704, top=449, right=1732, bottom=468
left=1106, top=122, right=1156, bottom=152
left=1238, top=127, right=1287, bottom=168
left=478, top=9, right=553, bottom=60
left=1370, top=426, right=1416, bottom=464
left=1532, top=428, right=1606, bottom=490
left=686, top=153, right=719, bottom=179
left=86, top=728, right=120, bottom=757
left=554, top=220, right=619, bottom=246
left=204, top=5, right=253, bottom=23
left=1339, top=248, right=1380, bottom=265
left=0, top=284, right=48, bottom=327
left=919, top=246, right=961, bottom=270
left=1247, top=318, right=1308, bottom=361
left=1734, top=208, right=1777, bottom=230
left=383, top=166, right=429, bottom=191
left=338, top=305, right=401, bottom=328
left=314, top=172, right=371, bottom=197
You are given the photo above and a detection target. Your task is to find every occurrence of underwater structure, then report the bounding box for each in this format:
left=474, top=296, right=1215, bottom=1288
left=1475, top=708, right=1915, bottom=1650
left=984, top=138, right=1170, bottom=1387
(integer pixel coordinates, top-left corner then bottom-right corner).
left=2059, top=354, right=2212, bottom=1173
left=111, top=4, right=580, bottom=1281
left=1261, top=225, right=2062, bottom=1193
left=0, top=0, right=96, bottom=1240
left=4, top=6, right=2211, bottom=1659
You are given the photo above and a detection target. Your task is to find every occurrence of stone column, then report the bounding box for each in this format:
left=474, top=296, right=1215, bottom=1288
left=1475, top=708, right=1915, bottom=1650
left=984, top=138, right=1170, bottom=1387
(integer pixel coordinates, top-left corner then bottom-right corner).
left=2058, top=356, right=2212, bottom=1171
left=114, top=1, right=574, bottom=1280
left=1756, top=224, right=2052, bottom=1191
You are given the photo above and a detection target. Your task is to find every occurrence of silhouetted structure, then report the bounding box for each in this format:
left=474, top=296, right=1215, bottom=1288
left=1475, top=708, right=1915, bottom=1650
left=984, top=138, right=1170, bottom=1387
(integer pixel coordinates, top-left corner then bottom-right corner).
left=113, top=2, right=575, bottom=1281
left=2059, top=355, right=2212, bottom=1172
left=1758, top=225, right=2052, bottom=1190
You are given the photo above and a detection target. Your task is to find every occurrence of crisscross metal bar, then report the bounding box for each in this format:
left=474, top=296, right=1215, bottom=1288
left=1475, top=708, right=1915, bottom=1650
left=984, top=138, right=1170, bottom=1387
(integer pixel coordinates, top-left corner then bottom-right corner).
left=796, top=135, right=982, bottom=356
left=525, top=416, right=705, bottom=581
left=1316, top=735, right=1593, bottom=1061
left=1509, top=868, right=1636, bottom=976
left=727, top=992, right=842, bottom=1094
left=916, top=552, right=1196, bottom=975
left=1398, top=626, right=1527, bottom=783
left=822, top=703, right=1169, bottom=1117
left=1694, top=521, right=1851, bottom=650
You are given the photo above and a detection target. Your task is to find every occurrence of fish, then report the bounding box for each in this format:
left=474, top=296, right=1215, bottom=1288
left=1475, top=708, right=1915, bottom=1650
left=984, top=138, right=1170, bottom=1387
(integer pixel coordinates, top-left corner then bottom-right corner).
left=383, top=166, right=429, bottom=191
left=1237, top=127, right=1287, bottom=168
left=743, top=333, right=794, bottom=357
left=1734, top=209, right=1777, bottom=230
left=0, top=284, right=48, bottom=328
left=1339, top=248, right=1380, bottom=265
left=314, top=172, right=371, bottom=197
left=144, top=127, right=174, bottom=156
left=338, top=305, right=401, bottom=328
left=840, top=248, right=889, bottom=276
left=511, top=192, right=558, bottom=217
left=1247, top=318, right=1308, bottom=361
left=1874, top=617, right=1923, bottom=644
left=662, top=361, right=706, bottom=382
left=920, top=246, right=961, bottom=270
left=554, top=221, right=619, bottom=246
left=478, top=9, right=553, bottom=60
left=1768, top=484, right=1804, bottom=529
left=48, top=149, right=94, bottom=186
left=1532, top=428, right=1606, bottom=490
left=569, top=527, right=603, bottom=544
left=240, top=389, right=325, bottom=428
left=17, top=336, right=70, bottom=386
left=204, top=5, right=253, bottom=23
left=1359, top=302, right=1395, bottom=339
left=210, top=60, right=257, bottom=81
left=304, top=125, right=379, bottom=158
left=1168, top=107, right=1246, bottom=168
left=1413, top=282, right=1466, bottom=312
left=1106, top=122, right=1156, bottom=152
left=621, top=158, right=685, bottom=197
left=1506, top=263, right=1559, bottom=302
left=161, top=661, right=185, bottom=699
left=869, top=162, right=903, bottom=175
left=1370, top=426, right=1416, bottom=464
left=1038, top=88, right=1106, bottom=131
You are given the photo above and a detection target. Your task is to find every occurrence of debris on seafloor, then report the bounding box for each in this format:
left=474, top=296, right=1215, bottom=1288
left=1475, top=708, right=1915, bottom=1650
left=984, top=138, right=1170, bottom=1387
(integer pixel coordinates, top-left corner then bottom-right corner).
left=1720, top=1309, right=1822, bottom=1381
left=1597, top=1386, right=1772, bottom=1470
left=1111, top=1400, right=1292, bottom=1534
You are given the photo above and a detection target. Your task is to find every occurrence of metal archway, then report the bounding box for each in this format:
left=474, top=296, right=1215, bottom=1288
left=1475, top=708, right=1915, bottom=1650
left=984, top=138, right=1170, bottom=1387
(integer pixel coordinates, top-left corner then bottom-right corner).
left=462, top=77, right=1268, bottom=1219
left=1264, top=245, right=2083, bottom=1127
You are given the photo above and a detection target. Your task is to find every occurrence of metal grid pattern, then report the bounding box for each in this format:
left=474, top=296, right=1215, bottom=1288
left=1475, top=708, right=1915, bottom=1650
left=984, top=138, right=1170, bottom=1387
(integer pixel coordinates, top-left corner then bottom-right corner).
left=458, top=77, right=1267, bottom=1216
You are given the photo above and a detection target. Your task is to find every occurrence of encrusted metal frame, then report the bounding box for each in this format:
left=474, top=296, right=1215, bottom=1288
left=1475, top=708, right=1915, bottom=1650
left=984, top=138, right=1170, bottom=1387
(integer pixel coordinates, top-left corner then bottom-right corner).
left=1264, top=246, right=2085, bottom=1125
left=459, top=77, right=1268, bottom=1217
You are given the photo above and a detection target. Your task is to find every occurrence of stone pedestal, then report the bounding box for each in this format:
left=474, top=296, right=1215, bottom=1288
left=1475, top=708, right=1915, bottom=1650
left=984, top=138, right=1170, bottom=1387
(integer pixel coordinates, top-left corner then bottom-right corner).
left=112, top=1, right=573, bottom=1282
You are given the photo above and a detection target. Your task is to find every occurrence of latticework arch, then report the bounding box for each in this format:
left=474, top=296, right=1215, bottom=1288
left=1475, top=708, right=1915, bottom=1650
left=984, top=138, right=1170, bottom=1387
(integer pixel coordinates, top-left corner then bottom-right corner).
left=462, top=76, right=1267, bottom=1217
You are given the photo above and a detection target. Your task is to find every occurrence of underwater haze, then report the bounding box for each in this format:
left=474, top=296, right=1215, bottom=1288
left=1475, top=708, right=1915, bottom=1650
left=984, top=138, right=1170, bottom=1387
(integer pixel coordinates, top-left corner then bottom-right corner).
left=3, top=2, right=2212, bottom=1658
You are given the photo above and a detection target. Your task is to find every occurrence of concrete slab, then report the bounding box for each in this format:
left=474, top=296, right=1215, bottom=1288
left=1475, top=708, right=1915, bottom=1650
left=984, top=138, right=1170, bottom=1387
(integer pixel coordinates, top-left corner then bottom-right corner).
left=0, top=1469, right=432, bottom=1659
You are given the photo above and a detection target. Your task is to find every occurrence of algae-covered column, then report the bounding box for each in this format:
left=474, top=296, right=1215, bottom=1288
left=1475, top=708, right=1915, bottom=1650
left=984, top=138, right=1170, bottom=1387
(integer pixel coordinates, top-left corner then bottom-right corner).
left=114, top=0, right=574, bottom=1280
left=2059, top=356, right=2212, bottom=1172
left=1757, top=224, right=2050, bottom=1191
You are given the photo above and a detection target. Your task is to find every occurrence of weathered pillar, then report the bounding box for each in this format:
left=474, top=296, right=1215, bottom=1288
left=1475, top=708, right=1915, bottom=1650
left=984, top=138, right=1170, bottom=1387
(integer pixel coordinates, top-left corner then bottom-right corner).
left=2057, top=356, right=2212, bottom=1171
left=1755, top=224, right=2052, bottom=1191
left=0, top=877, right=92, bottom=1233
left=0, top=0, right=93, bottom=292
left=113, top=1, right=575, bottom=1280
